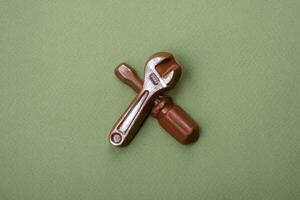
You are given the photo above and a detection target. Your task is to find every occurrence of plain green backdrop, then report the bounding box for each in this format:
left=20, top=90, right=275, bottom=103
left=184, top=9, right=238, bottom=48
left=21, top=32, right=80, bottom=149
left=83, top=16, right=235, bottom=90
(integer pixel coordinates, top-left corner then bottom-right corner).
left=1, top=1, right=299, bottom=200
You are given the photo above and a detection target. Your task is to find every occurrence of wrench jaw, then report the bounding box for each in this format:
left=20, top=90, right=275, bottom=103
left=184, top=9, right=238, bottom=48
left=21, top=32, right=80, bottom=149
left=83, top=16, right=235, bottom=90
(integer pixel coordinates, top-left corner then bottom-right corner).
left=144, top=52, right=181, bottom=94
left=161, top=63, right=181, bottom=90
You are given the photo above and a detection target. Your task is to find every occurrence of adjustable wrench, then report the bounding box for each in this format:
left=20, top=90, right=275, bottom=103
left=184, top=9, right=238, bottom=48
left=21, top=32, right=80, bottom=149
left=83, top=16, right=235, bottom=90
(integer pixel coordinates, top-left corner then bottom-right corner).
left=109, top=52, right=181, bottom=146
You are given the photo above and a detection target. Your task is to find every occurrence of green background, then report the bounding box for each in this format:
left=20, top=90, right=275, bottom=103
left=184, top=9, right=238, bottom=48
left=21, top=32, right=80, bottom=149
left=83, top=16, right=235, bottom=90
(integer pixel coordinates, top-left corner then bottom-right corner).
left=1, top=1, right=299, bottom=199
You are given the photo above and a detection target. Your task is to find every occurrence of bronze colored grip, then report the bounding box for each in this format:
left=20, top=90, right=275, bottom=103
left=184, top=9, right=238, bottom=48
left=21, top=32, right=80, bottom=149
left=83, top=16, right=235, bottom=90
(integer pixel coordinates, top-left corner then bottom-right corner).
left=115, top=63, right=199, bottom=144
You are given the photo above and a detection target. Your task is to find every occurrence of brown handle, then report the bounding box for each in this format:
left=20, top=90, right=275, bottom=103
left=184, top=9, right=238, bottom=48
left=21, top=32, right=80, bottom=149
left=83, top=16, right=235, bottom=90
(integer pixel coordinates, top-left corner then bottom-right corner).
left=115, top=63, right=199, bottom=144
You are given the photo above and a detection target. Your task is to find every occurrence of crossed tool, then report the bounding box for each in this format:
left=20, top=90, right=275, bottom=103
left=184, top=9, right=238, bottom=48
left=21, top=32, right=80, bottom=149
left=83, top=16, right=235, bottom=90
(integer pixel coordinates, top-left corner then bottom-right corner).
left=109, top=52, right=199, bottom=147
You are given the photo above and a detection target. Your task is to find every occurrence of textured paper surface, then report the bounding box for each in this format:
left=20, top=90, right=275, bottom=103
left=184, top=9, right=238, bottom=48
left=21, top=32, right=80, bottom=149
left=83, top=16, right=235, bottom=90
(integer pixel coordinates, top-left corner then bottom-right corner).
left=1, top=1, right=299, bottom=200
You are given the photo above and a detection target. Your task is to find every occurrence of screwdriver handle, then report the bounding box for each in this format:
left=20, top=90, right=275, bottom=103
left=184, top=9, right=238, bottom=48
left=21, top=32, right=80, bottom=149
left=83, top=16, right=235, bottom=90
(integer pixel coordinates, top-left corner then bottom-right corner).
left=115, top=63, right=199, bottom=144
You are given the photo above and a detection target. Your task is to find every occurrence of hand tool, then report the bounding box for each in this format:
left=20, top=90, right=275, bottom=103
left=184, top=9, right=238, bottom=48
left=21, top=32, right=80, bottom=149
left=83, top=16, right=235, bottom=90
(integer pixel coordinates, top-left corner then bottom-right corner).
left=109, top=52, right=181, bottom=146
left=115, top=63, right=199, bottom=144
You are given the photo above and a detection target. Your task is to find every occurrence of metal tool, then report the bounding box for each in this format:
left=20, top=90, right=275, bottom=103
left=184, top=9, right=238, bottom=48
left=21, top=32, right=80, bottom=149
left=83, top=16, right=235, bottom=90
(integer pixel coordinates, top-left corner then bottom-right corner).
left=115, top=63, right=199, bottom=144
left=109, top=52, right=181, bottom=146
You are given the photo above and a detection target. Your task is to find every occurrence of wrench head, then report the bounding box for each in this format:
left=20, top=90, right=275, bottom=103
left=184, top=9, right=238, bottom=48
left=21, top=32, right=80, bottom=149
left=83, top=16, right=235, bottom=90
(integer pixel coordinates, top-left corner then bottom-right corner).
left=144, top=52, right=181, bottom=91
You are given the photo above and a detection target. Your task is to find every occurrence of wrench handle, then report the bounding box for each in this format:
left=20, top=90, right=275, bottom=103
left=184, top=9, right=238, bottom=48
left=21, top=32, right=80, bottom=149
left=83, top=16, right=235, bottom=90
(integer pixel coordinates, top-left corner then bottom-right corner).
left=109, top=90, right=153, bottom=146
